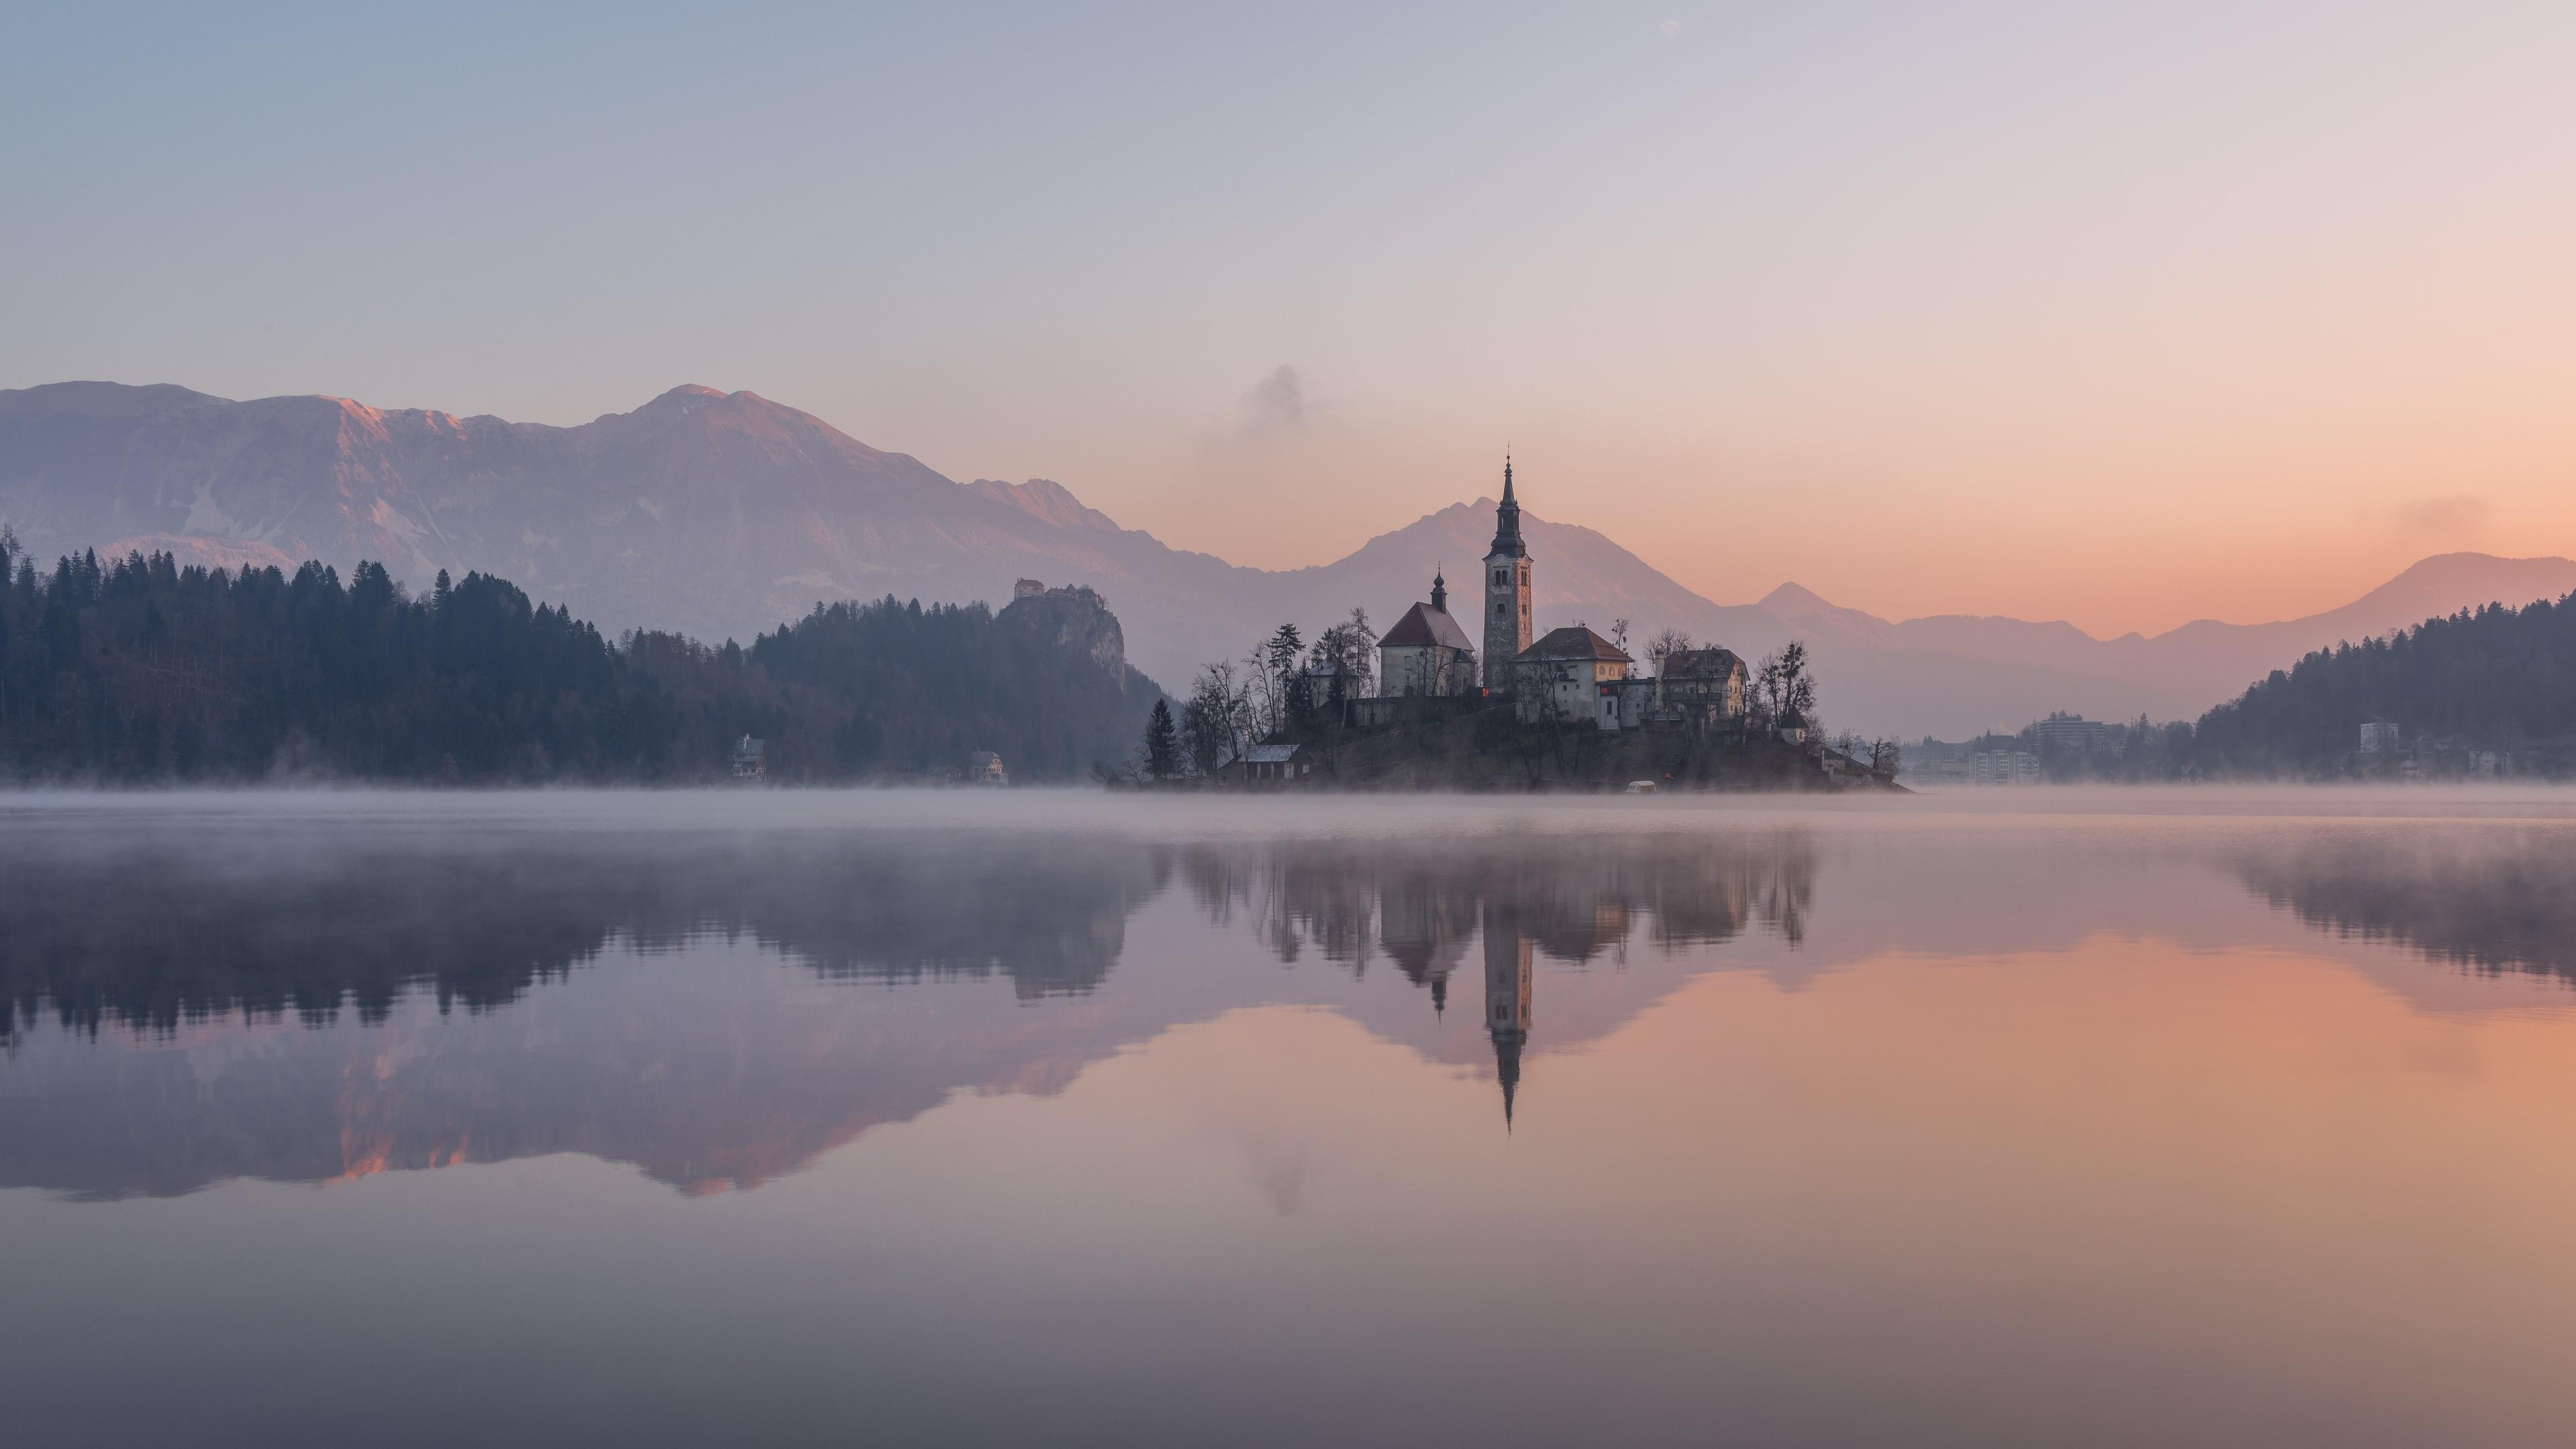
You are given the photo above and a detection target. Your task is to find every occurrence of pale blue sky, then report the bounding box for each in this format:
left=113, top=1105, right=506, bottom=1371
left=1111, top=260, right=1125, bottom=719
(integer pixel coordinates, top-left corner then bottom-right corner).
left=7, top=3, right=2574, bottom=631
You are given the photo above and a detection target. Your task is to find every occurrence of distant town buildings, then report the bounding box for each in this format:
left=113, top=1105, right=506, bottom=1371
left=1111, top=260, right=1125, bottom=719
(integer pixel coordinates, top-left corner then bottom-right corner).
left=730, top=735, right=765, bottom=780
left=2035, top=712, right=2112, bottom=755
left=967, top=751, right=1009, bottom=786
left=1972, top=749, right=2039, bottom=784
left=1904, top=715, right=2109, bottom=785
left=2341, top=723, right=2544, bottom=780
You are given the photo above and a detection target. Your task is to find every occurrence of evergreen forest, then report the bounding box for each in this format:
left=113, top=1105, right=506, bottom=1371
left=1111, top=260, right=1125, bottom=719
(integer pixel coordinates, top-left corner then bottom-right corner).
left=0, top=533, right=1163, bottom=784
left=2190, top=590, right=2576, bottom=773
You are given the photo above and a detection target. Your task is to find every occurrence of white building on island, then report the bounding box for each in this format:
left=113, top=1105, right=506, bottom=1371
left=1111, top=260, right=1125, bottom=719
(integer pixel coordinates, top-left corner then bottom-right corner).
left=1511, top=625, right=1633, bottom=727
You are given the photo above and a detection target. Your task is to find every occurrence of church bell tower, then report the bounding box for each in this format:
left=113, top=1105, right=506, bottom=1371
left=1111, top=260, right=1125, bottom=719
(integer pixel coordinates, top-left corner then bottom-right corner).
left=1482, top=456, right=1532, bottom=690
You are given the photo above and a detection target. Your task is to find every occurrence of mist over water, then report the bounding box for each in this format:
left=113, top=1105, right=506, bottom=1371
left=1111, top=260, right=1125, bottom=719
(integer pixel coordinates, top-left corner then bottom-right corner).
left=5, top=788, right=2575, bottom=1448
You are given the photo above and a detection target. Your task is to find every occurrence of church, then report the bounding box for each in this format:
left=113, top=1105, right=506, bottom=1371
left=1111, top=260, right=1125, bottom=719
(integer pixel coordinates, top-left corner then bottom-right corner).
left=1374, top=459, right=1749, bottom=732
left=1377, top=569, right=1478, bottom=696
left=1374, top=457, right=1538, bottom=700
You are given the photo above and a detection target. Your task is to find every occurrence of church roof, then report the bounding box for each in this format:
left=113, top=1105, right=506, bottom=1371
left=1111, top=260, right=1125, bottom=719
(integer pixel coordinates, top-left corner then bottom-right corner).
left=1516, top=625, right=1631, bottom=664
left=1381, top=600, right=1476, bottom=653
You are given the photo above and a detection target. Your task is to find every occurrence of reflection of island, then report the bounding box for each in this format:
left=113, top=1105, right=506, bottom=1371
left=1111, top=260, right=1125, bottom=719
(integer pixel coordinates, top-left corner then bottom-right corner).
left=0, top=824, right=1815, bottom=1199
left=2232, top=830, right=2576, bottom=986
left=1178, top=834, right=1819, bottom=1125
left=1183, top=833, right=1815, bottom=981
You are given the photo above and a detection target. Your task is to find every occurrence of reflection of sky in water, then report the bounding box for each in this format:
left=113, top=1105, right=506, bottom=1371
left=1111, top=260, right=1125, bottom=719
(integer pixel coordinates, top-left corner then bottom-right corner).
left=3, top=791, right=2575, bottom=1448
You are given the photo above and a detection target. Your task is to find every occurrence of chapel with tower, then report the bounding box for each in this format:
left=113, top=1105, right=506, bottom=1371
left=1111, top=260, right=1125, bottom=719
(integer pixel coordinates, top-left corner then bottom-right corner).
left=1373, top=457, right=1746, bottom=733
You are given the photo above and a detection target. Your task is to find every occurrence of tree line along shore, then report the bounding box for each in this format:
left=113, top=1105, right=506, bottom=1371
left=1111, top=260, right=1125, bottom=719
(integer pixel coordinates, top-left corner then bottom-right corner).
left=3, top=527, right=2568, bottom=788
left=0, top=531, right=1156, bottom=784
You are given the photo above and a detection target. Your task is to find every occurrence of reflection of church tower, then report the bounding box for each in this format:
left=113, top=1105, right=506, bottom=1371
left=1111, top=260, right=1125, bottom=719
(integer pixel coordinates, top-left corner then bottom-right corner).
left=1482, top=456, right=1533, bottom=690
left=1483, top=911, right=1533, bottom=1128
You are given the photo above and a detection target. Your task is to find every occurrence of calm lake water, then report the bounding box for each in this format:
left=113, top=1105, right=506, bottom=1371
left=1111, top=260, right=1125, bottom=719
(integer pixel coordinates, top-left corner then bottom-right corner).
left=6, top=789, right=2576, bottom=1448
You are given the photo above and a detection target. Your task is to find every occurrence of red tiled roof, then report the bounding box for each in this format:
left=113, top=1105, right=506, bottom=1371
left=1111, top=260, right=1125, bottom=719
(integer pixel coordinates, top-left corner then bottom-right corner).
left=1515, top=626, right=1631, bottom=663
left=1381, top=600, right=1476, bottom=652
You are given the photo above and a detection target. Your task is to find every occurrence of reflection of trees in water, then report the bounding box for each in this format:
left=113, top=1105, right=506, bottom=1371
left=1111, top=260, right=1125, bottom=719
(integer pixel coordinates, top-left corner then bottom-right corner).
left=1179, top=832, right=1818, bottom=1000
left=0, top=836, right=1168, bottom=1042
left=0, top=824, right=1821, bottom=1198
left=2234, top=833, right=2576, bottom=985
left=679, top=841, right=1168, bottom=1000
left=0, top=852, right=619, bottom=1041
left=0, top=826, right=1814, bottom=1045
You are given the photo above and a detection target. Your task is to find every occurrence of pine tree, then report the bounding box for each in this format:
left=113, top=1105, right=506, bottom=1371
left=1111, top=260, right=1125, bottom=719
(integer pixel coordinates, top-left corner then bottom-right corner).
left=1264, top=623, right=1303, bottom=689
left=1142, top=698, right=1181, bottom=780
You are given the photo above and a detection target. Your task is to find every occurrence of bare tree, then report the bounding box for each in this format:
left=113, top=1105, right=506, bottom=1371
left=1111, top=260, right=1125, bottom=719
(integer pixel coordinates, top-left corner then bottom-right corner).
left=1753, top=640, right=1817, bottom=723
left=1342, top=607, right=1378, bottom=696
left=1647, top=627, right=1693, bottom=676
left=1310, top=609, right=1379, bottom=700
left=1608, top=617, right=1631, bottom=658
left=1185, top=660, right=1251, bottom=774
left=1243, top=637, right=1281, bottom=737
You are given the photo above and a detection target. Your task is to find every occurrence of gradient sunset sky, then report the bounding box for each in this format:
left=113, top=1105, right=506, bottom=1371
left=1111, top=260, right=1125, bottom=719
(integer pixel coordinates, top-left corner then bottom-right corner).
left=7, top=3, right=2573, bottom=636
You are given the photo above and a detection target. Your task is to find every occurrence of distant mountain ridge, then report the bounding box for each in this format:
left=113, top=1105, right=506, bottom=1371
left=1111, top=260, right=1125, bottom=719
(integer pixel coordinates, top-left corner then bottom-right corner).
left=5, top=379, right=2570, bottom=737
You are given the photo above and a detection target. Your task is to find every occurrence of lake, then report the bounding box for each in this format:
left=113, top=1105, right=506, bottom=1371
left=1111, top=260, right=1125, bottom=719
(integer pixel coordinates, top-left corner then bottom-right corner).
left=5, top=789, right=2575, bottom=1448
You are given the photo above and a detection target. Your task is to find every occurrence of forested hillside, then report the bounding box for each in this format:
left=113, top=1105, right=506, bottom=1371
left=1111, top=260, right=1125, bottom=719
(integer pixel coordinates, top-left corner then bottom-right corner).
left=749, top=588, right=1166, bottom=781
left=2192, top=592, right=2576, bottom=773
left=0, top=530, right=1160, bottom=784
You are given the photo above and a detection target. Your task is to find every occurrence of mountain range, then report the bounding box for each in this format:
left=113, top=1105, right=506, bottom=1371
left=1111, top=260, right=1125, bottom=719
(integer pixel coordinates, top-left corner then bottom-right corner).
left=6, top=379, right=2572, bottom=738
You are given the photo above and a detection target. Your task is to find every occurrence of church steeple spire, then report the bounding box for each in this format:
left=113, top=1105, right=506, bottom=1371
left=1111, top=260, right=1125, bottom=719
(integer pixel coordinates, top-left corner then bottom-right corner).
left=1489, top=453, right=1523, bottom=557
left=1430, top=566, right=1448, bottom=614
